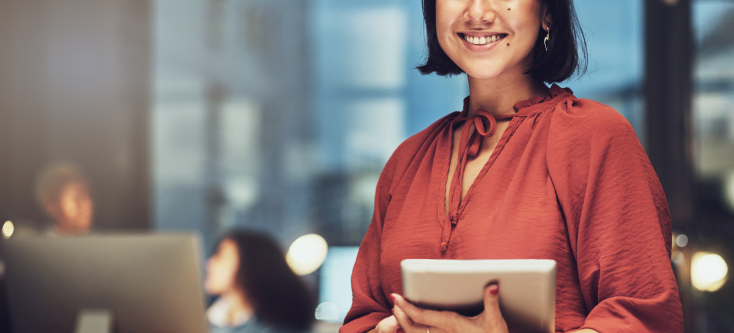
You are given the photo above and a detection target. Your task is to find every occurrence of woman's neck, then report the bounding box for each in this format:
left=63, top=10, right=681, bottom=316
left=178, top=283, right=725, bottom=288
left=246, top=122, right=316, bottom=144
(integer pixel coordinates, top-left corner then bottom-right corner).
left=466, top=72, right=549, bottom=117
left=220, top=289, right=254, bottom=325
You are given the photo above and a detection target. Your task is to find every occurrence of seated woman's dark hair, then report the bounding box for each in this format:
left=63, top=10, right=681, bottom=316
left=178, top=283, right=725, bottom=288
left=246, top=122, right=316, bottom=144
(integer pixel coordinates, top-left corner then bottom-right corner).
left=417, top=0, right=588, bottom=83
left=220, top=230, right=316, bottom=331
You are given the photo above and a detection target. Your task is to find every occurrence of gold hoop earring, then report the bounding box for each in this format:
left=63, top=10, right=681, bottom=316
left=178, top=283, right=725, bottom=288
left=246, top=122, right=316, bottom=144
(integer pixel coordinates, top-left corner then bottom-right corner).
left=543, top=27, right=550, bottom=52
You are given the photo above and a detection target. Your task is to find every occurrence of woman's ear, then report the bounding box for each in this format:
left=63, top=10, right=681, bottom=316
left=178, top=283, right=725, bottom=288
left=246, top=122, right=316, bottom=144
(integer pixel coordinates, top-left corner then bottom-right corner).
left=541, top=6, right=553, bottom=30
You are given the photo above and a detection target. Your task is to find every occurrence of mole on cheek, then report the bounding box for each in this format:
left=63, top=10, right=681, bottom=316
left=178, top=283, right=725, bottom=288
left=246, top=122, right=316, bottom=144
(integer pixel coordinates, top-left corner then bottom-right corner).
left=508, top=8, right=511, bottom=10
left=507, top=43, right=510, bottom=46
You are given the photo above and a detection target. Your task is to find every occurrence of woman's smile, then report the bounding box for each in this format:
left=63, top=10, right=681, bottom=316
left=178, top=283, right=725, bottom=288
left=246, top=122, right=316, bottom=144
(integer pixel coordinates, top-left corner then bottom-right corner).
left=458, top=32, right=508, bottom=52
left=437, top=0, right=546, bottom=79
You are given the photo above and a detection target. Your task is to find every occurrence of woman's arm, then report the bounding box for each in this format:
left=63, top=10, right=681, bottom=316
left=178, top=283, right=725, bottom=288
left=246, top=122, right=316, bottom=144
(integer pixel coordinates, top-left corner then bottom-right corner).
left=547, top=100, right=683, bottom=332
left=339, top=157, right=398, bottom=333
left=340, top=219, right=393, bottom=333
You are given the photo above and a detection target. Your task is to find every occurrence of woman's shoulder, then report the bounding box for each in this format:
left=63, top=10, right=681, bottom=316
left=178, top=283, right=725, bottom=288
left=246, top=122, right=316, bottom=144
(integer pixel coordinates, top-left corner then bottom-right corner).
left=544, top=95, right=651, bottom=177
left=374, top=111, right=456, bottom=195
left=546, top=95, right=638, bottom=144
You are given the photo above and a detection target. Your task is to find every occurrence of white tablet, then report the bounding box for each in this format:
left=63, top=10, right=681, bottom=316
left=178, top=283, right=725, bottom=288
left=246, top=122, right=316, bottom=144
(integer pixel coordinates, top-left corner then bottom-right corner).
left=401, top=259, right=556, bottom=333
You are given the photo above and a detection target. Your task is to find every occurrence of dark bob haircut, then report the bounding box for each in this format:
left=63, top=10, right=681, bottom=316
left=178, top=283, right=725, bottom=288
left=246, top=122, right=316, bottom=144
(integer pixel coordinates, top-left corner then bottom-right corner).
left=217, top=230, right=316, bottom=332
left=417, top=0, right=588, bottom=83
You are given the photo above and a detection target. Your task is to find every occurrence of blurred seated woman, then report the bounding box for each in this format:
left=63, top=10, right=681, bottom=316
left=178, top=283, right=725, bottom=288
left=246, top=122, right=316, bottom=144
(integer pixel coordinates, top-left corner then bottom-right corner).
left=205, top=230, right=316, bottom=333
left=34, top=162, right=94, bottom=236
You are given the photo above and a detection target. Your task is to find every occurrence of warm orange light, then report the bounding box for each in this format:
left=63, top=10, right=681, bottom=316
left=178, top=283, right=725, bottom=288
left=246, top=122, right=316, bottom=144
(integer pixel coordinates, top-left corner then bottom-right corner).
left=691, top=252, right=728, bottom=292
left=2, top=221, right=14, bottom=239
left=286, top=234, right=328, bottom=276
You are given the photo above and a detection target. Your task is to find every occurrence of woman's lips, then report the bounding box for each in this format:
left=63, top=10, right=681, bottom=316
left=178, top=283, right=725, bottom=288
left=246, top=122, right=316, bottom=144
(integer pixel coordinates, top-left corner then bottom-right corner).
left=458, top=33, right=508, bottom=53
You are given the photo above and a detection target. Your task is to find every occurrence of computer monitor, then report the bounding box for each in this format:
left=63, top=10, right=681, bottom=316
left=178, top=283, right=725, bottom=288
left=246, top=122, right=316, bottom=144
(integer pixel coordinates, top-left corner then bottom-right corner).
left=1, top=233, right=209, bottom=333
left=317, top=246, right=359, bottom=323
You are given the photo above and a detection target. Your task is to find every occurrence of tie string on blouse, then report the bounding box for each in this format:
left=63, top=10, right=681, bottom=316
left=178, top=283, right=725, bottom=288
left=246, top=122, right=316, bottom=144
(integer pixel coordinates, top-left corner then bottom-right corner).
left=441, top=109, right=516, bottom=252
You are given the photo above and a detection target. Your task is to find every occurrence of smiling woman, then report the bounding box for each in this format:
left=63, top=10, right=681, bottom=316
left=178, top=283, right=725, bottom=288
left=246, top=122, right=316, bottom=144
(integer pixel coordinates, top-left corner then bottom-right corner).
left=340, top=0, right=683, bottom=333
left=418, top=0, right=585, bottom=82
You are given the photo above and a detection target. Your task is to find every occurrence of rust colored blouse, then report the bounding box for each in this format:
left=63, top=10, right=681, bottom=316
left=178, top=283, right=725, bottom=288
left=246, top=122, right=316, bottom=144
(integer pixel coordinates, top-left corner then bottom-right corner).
left=341, top=85, right=683, bottom=333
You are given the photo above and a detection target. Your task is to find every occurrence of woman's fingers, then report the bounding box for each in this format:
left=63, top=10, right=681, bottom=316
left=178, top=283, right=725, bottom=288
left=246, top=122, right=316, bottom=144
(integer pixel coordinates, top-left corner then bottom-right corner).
left=482, top=283, right=508, bottom=332
left=392, top=294, right=459, bottom=330
left=482, top=283, right=501, bottom=319
left=389, top=286, right=508, bottom=333
left=392, top=304, right=415, bottom=332
left=375, top=315, right=400, bottom=333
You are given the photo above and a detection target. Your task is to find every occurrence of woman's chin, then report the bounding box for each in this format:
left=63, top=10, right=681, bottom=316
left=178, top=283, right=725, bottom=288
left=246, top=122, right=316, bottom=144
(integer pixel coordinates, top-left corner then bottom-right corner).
left=455, top=61, right=505, bottom=80
left=464, top=68, right=503, bottom=81
left=203, top=282, right=218, bottom=295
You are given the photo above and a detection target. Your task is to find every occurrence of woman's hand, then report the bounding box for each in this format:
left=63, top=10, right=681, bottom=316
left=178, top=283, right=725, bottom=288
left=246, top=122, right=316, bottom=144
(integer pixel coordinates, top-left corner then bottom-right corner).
left=391, top=283, right=508, bottom=333
left=374, top=315, right=401, bottom=333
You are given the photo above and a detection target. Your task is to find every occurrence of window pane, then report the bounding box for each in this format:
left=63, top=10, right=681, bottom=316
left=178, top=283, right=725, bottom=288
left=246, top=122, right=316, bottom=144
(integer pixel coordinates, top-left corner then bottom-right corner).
left=692, top=1, right=734, bottom=330
left=693, top=1, right=734, bottom=180
left=569, top=0, right=645, bottom=137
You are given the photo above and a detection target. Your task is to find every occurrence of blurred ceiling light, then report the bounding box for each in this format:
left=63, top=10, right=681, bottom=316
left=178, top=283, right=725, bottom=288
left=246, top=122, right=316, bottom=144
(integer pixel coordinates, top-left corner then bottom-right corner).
left=691, top=252, right=728, bottom=292
left=2, top=221, right=14, bottom=239
left=286, top=234, right=328, bottom=276
left=675, top=234, right=688, bottom=248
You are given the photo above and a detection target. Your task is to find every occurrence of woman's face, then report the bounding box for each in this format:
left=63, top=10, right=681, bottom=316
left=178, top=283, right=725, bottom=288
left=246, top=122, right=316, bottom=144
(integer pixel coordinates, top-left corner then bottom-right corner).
left=49, top=182, right=94, bottom=234
left=436, top=0, right=549, bottom=79
left=205, top=238, right=241, bottom=295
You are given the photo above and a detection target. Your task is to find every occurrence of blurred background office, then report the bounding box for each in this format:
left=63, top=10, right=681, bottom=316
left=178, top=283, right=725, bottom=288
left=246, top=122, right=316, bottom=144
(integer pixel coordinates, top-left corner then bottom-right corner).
left=0, top=0, right=732, bottom=332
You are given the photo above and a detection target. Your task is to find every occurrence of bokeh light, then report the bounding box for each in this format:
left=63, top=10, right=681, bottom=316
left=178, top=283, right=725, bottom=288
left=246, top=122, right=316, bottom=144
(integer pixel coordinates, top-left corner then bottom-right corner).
left=2, top=221, right=14, bottom=239
left=286, top=234, right=328, bottom=276
left=315, top=302, right=340, bottom=321
left=675, top=234, right=689, bottom=248
left=691, top=252, right=728, bottom=292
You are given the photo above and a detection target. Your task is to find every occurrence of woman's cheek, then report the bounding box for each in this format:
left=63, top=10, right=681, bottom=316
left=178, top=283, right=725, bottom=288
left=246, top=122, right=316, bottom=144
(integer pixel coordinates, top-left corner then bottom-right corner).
left=204, top=257, right=227, bottom=295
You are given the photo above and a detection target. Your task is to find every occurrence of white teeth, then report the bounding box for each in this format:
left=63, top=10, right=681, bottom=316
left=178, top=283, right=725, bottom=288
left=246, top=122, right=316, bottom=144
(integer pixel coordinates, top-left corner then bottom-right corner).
left=464, top=34, right=502, bottom=45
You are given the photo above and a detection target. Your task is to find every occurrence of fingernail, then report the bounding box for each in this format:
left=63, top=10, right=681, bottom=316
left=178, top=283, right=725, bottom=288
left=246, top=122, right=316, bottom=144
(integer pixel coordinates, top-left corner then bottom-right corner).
left=489, top=284, right=499, bottom=296
left=390, top=294, right=396, bottom=302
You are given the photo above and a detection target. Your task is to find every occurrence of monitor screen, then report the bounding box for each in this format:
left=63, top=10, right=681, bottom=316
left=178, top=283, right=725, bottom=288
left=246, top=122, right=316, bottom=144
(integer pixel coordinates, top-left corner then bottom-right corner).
left=317, top=246, right=359, bottom=323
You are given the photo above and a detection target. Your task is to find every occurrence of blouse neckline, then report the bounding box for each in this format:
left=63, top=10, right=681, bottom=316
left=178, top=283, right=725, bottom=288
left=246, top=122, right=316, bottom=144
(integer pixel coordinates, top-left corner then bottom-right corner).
left=437, top=84, right=575, bottom=252
left=459, top=84, right=574, bottom=118
left=512, top=84, right=574, bottom=115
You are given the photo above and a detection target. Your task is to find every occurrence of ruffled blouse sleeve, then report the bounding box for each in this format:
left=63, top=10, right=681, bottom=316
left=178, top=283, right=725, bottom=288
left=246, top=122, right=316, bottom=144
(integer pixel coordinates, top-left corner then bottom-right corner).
left=339, top=153, right=397, bottom=333
left=546, top=98, right=683, bottom=332
left=340, top=112, right=456, bottom=333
